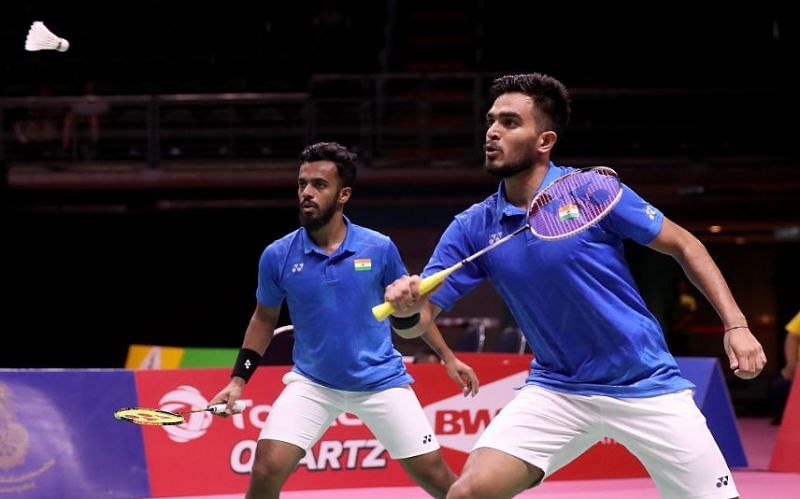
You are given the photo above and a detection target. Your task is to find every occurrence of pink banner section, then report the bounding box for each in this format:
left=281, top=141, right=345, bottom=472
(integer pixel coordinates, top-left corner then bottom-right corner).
left=135, top=354, right=654, bottom=497
left=770, top=372, right=800, bottom=472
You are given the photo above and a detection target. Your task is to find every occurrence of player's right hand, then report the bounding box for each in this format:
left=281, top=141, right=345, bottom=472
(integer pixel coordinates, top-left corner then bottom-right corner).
left=208, top=378, right=245, bottom=416
left=384, top=275, right=425, bottom=317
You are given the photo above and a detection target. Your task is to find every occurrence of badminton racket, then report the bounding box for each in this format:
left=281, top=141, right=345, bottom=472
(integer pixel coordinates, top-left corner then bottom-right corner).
left=114, top=400, right=246, bottom=426
left=373, top=166, right=622, bottom=320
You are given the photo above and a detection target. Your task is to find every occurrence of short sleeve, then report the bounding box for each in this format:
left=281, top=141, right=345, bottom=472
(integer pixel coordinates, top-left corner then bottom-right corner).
left=605, top=184, right=664, bottom=245
left=255, top=245, right=285, bottom=307
left=423, top=218, right=486, bottom=311
left=382, top=239, right=409, bottom=287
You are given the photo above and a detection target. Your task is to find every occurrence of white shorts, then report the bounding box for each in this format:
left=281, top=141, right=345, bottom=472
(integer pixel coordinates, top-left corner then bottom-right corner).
left=259, top=371, right=439, bottom=459
left=475, top=385, right=739, bottom=499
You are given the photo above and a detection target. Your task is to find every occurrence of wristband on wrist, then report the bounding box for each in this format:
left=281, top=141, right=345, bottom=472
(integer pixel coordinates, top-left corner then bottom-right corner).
left=390, top=313, right=421, bottom=330
left=231, top=348, right=262, bottom=383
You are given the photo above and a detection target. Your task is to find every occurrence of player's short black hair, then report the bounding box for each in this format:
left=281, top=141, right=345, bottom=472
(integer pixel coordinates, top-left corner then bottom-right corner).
left=489, top=73, right=571, bottom=135
left=299, top=142, right=357, bottom=188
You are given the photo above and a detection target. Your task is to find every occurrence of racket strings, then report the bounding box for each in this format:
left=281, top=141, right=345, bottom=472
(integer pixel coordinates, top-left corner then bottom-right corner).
left=529, top=168, right=621, bottom=239
left=114, top=407, right=186, bottom=425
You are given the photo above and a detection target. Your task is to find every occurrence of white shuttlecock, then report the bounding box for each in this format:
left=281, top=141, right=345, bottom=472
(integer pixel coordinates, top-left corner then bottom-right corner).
left=25, top=21, right=70, bottom=52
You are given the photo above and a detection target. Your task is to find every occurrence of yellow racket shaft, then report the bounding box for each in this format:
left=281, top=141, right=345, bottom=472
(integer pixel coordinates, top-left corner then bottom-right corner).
left=372, top=264, right=463, bottom=321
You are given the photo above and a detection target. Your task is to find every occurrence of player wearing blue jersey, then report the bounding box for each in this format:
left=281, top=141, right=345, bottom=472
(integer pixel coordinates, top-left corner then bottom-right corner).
left=210, top=142, right=479, bottom=499
left=384, top=74, right=766, bottom=499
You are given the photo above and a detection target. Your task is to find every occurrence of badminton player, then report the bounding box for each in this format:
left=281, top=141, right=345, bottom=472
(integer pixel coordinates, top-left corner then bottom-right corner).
left=384, top=73, right=766, bottom=499
left=209, top=142, right=479, bottom=498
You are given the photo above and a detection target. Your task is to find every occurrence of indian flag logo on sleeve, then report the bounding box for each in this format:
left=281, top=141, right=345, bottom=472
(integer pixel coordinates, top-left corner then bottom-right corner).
left=354, top=258, right=372, bottom=272
left=558, top=203, right=580, bottom=221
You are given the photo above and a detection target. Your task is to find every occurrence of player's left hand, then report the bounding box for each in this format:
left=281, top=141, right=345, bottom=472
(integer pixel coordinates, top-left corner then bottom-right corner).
left=443, top=357, right=479, bottom=397
left=723, top=327, right=767, bottom=379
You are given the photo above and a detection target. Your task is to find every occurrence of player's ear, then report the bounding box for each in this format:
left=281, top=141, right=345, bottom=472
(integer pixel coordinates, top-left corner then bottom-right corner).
left=339, top=186, right=352, bottom=204
left=537, top=130, right=558, bottom=154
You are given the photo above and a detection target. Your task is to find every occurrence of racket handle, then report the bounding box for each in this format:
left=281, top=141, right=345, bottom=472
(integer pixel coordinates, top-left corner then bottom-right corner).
left=207, top=400, right=245, bottom=414
left=371, top=265, right=462, bottom=321
left=371, top=301, right=396, bottom=322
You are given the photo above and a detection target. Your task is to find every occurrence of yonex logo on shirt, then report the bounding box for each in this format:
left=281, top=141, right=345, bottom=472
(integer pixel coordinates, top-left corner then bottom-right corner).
left=488, top=232, right=503, bottom=245
left=291, top=263, right=304, bottom=273
left=645, top=205, right=657, bottom=220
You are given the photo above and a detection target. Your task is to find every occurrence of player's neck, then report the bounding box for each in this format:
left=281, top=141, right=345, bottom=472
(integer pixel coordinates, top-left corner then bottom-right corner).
left=308, top=213, right=347, bottom=255
left=503, top=161, right=550, bottom=208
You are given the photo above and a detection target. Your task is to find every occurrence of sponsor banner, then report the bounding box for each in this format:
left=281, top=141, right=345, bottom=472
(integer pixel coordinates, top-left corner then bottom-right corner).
left=134, top=355, right=639, bottom=496
left=135, top=355, right=744, bottom=495
left=0, top=369, right=150, bottom=499
left=135, top=361, right=527, bottom=496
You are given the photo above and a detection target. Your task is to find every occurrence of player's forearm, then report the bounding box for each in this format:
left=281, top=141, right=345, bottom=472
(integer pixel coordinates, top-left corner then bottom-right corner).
left=230, top=305, right=280, bottom=385
left=673, top=238, right=746, bottom=328
left=241, top=305, right=280, bottom=355
left=241, top=321, right=273, bottom=355
left=420, top=319, right=456, bottom=362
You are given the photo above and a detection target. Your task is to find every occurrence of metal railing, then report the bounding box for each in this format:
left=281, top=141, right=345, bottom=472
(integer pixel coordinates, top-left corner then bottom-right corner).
left=1, top=73, right=792, bottom=170
left=0, top=93, right=311, bottom=167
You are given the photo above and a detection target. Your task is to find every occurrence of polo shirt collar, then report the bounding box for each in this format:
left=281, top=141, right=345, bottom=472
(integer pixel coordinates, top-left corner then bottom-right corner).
left=301, top=215, right=356, bottom=257
left=496, top=161, right=561, bottom=220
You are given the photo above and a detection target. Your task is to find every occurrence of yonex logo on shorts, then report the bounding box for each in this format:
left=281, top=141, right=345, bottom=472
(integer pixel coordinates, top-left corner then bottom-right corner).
left=423, top=434, right=432, bottom=444
left=291, top=263, right=304, bottom=273
left=715, top=475, right=729, bottom=488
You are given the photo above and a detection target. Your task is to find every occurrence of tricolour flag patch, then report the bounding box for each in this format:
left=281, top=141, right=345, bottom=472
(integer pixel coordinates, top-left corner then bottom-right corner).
left=354, top=258, right=372, bottom=271
left=558, top=203, right=580, bottom=221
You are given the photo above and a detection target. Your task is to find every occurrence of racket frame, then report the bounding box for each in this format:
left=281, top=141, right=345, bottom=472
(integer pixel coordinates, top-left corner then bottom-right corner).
left=114, top=407, right=187, bottom=426
left=114, top=401, right=241, bottom=426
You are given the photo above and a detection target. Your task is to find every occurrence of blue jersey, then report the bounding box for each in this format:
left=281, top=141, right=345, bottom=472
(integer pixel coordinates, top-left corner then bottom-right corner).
left=257, top=216, right=413, bottom=391
left=425, top=163, right=694, bottom=397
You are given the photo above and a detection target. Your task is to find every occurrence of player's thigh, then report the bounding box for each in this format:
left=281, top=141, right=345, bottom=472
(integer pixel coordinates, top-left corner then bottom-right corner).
left=607, top=390, right=739, bottom=499
left=259, top=371, right=342, bottom=452
left=350, top=385, right=438, bottom=459
left=474, top=384, right=598, bottom=479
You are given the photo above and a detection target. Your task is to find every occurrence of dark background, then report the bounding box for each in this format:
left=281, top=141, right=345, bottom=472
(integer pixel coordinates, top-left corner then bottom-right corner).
left=1, top=2, right=796, bottom=95
left=1, top=2, right=798, bottom=417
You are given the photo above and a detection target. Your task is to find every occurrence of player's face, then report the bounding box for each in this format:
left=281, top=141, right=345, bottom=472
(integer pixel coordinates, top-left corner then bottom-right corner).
left=297, top=160, right=348, bottom=230
left=484, top=92, right=543, bottom=178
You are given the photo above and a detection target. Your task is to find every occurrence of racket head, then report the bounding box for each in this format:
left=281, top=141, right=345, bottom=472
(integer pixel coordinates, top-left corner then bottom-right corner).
left=114, top=407, right=186, bottom=426
left=527, top=166, right=622, bottom=240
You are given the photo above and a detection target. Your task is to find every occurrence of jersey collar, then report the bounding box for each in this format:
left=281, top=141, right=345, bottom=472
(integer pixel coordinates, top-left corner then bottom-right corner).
left=496, top=161, right=561, bottom=221
left=301, top=215, right=356, bottom=257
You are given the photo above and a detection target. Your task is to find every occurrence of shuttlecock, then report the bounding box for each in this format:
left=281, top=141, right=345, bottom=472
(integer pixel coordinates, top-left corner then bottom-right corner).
left=25, top=21, right=70, bottom=52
